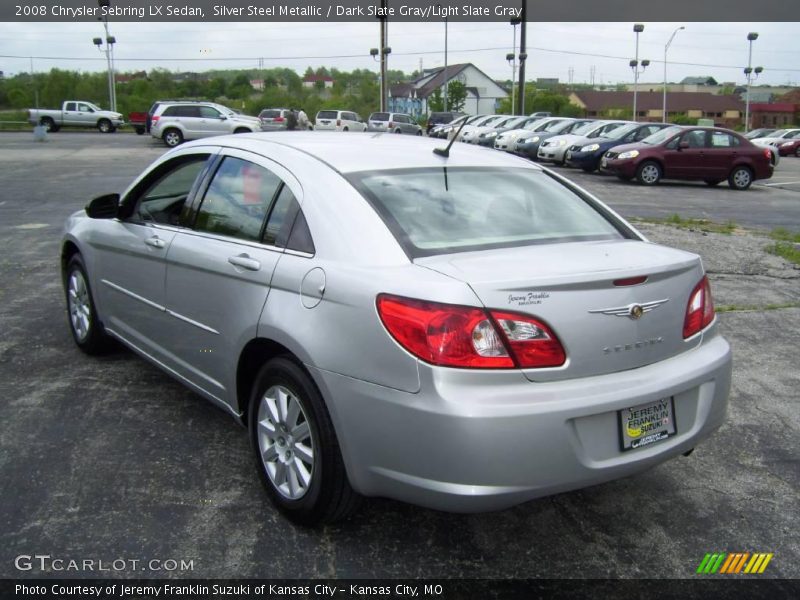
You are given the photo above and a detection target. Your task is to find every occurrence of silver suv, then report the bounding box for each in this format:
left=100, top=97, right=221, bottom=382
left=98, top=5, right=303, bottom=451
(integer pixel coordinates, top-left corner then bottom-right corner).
left=151, top=102, right=261, bottom=147
left=367, top=112, right=422, bottom=135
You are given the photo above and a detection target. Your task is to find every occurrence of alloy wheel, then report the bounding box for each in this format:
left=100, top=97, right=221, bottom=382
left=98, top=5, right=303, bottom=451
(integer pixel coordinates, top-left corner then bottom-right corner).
left=733, top=168, right=751, bottom=189
left=256, top=385, right=315, bottom=500
left=67, top=269, right=91, bottom=342
left=640, top=164, right=660, bottom=184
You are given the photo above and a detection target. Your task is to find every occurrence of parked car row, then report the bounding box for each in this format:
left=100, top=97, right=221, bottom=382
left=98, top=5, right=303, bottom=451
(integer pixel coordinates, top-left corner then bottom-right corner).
left=432, top=113, right=775, bottom=191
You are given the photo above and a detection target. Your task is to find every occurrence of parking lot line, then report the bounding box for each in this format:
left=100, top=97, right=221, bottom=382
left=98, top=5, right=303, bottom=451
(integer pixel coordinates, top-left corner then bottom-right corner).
left=761, top=180, right=800, bottom=186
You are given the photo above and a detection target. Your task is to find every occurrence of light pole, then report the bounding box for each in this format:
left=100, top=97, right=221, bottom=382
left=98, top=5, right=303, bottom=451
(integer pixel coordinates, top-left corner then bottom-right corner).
left=630, top=59, right=649, bottom=122
left=662, top=26, right=684, bottom=124
left=744, top=32, right=759, bottom=133
left=94, top=0, right=116, bottom=112
left=443, top=15, right=448, bottom=112
left=632, top=24, right=644, bottom=122
left=509, top=18, right=520, bottom=115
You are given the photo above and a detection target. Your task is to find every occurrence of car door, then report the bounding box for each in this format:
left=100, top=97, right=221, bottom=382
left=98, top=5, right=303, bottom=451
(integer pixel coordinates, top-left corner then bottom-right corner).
left=92, top=149, right=215, bottom=358
left=704, top=131, right=738, bottom=180
left=62, top=102, right=79, bottom=126
left=663, top=129, right=707, bottom=179
left=198, top=105, right=230, bottom=137
left=76, top=102, right=96, bottom=126
left=162, top=148, right=301, bottom=408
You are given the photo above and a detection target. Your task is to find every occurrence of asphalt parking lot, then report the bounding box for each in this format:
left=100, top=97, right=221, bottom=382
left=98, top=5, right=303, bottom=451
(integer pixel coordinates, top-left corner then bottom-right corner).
left=0, top=131, right=798, bottom=581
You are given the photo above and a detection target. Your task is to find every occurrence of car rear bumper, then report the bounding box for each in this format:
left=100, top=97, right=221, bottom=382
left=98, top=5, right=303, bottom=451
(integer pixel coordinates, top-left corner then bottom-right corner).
left=311, top=332, right=731, bottom=512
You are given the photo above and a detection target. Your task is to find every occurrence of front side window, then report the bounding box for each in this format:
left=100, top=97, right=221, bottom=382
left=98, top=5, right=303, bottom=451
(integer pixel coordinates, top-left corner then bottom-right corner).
left=199, top=106, right=221, bottom=119
left=130, top=157, right=210, bottom=225
left=195, top=157, right=282, bottom=242
left=349, top=167, right=627, bottom=258
left=682, top=130, right=707, bottom=148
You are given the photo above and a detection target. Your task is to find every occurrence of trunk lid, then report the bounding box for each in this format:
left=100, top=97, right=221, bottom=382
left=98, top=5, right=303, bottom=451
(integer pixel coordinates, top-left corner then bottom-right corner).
left=415, top=240, right=704, bottom=382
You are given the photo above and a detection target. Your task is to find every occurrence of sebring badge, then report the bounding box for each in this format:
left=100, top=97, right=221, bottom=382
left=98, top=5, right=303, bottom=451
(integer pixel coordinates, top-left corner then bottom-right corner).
left=588, top=298, right=669, bottom=320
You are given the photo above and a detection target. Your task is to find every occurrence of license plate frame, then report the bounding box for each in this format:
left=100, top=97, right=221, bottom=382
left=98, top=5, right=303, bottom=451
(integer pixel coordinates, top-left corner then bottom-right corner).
left=618, top=397, right=677, bottom=452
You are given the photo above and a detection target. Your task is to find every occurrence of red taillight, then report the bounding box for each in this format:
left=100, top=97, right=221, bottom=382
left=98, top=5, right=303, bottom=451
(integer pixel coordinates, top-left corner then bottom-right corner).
left=388, top=121, right=394, bottom=128
left=152, top=115, right=160, bottom=123
left=376, top=294, right=566, bottom=369
left=683, top=276, right=715, bottom=339
left=763, top=148, right=772, bottom=160
left=274, top=116, right=285, bottom=122
left=336, top=119, right=341, bottom=126
left=613, top=275, right=648, bottom=287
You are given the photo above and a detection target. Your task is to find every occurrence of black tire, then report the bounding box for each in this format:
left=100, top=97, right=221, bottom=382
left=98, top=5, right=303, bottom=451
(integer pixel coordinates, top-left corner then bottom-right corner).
left=342, top=127, right=349, bottom=132
left=394, top=129, right=402, bottom=134
left=233, top=127, right=250, bottom=134
left=636, top=160, right=662, bottom=186
left=64, top=254, right=111, bottom=355
left=416, top=129, right=423, bottom=136
left=97, top=119, right=113, bottom=133
left=795, top=146, right=800, bottom=158
left=249, top=356, right=360, bottom=525
left=704, top=179, right=722, bottom=186
left=134, top=126, right=145, bottom=135
left=162, top=128, right=183, bottom=147
left=728, top=165, right=753, bottom=191
left=40, top=117, right=57, bottom=132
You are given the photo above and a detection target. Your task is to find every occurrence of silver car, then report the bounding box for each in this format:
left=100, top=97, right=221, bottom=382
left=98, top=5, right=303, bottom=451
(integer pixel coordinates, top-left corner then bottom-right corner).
left=62, top=133, right=731, bottom=525
left=367, top=112, right=423, bottom=135
left=151, top=102, right=261, bottom=147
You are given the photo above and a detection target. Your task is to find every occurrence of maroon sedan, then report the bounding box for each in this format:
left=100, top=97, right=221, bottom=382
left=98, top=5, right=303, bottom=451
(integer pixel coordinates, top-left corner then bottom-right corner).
left=778, top=139, right=800, bottom=157
left=601, top=126, right=773, bottom=190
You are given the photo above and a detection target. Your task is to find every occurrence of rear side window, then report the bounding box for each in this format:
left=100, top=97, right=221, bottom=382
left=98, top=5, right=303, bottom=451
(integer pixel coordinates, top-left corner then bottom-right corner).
left=195, top=157, right=282, bottom=242
left=348, top=167, right=627, bottom=258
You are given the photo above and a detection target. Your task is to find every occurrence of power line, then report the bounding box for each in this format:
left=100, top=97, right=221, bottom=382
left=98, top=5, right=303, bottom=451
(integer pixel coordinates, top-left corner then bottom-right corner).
left=3, top=47, right=800, bottom=72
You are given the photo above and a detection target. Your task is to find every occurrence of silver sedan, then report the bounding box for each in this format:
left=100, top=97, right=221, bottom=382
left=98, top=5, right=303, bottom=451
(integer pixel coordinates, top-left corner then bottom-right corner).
left=62, top=132, right=731, bottom=525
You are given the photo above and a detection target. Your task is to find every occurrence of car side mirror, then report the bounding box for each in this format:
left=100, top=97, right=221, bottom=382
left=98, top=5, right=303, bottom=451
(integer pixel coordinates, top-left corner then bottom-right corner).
left=85, top=193, right=120, bottom=219
left=219, top=115, right=227, bottom=120
left=679, top=141, right=690, bottom=150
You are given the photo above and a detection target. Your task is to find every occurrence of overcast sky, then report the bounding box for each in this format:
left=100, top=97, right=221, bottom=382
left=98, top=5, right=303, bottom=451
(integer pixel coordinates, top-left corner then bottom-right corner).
left=1, top=21, right=798, bottom=87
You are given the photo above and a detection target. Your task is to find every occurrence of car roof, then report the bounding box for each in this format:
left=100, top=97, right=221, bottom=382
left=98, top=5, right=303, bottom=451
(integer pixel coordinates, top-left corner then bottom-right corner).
left=191, top=131, right=543, bottom=174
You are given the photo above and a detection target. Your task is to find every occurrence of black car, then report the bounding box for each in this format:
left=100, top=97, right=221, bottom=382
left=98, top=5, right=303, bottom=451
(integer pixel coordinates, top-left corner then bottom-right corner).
left=565, top=122, right=672, bottom=172
left=426, top=111, right=465, bottom=135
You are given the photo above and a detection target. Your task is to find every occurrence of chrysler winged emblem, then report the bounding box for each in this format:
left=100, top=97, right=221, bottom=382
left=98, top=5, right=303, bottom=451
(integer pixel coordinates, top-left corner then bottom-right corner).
left=588, top=299, right=669, bottom=320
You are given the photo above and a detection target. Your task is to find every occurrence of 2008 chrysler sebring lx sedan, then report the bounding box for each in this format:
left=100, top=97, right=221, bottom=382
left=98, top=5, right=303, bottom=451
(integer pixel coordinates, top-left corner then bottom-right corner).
left=62, top=132, right=731, bottom=525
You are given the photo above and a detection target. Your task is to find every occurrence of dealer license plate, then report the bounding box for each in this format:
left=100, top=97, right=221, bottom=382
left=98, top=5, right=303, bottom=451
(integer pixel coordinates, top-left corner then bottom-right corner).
left=618, top=397, right=676, bottom=451
left=601, top=157, right=608, bottom=168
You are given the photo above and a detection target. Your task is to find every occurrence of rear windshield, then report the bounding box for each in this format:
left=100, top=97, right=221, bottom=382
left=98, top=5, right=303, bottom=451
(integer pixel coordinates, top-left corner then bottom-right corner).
left=259, top=109, right=282, bottom=119
left=370, top=113, right=390, bottom=121
left=348, top=167, right=627, bottom=258
left=317, top=110, right=338, bottom=119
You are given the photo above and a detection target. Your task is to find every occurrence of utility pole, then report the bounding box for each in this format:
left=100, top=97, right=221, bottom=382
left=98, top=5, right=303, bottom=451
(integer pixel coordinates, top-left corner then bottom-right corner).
left=517, top=1, right=526, bottom=115
left=443, top=16, right=448, bottom=112
left=379, top=0, right=387, bottom=112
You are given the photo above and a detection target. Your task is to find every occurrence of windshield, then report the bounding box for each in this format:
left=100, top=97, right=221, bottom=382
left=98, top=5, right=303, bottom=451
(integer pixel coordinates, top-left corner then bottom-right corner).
left=348, top=167, right=626, bottom=258
left=602, top=123, right=638, bottom=140
left=86, top=102, right=102, bottom=112
left=572, top=121, right=605, bottom=136
left=769, top=129, right=790, bottom=138
left=498, top=116, right=526, bottom=129
left=640, top=125, right=683, bottom=145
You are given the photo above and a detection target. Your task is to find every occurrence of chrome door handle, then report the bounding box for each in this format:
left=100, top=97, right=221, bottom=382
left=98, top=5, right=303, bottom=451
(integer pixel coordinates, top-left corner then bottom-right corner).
left=145, top=236, right=166, bottom=249
left=228, top=255, right=261, bottom=271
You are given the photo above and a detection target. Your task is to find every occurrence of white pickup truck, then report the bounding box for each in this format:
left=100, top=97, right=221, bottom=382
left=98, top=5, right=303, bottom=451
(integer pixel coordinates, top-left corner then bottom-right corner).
left=28, top=101, right=125, bottom=133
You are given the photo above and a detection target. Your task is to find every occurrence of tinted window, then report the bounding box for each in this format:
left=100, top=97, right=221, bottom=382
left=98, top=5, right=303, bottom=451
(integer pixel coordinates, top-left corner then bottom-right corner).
left=199, top=106, right=221, bottom=119
left=317, top=110, right=337, bottom=119
left=195, top=157, right=282, bottom=242
left=65, top=102, right=76, bottom=111
left=264, top=185, right=297, bottom=247
left=287, top=210, right=315, bottom=254
left=349, top=168, right=626, bottom=258
left=370, top=113, right=390, bottom=121
left=260, top=109, right=281, bottom=119
left=133, top=157, right=209, bottom=225
left=163, top=105, right=200, bottom=118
